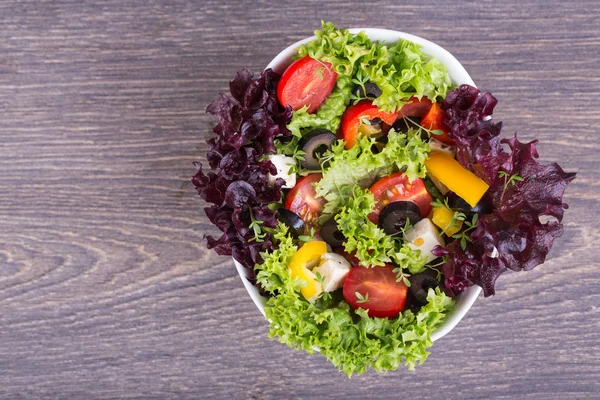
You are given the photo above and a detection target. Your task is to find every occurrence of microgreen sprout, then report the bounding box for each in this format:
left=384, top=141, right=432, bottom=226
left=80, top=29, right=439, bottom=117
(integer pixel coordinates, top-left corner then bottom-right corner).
left=430, top=198, right=466, bottom=236
left=349, top=69, right=372, bottom=103
left=498, top=170, right=524, bottom=201
left=355, top=291, right=370, bottom=303
left=298, top=227, right=316, bottom=243
left=315, top=271, right=325, bottom=286
left=425, top=255, right=449, bottom=281
left=288, top=148, right=307, bottom=175
left=451, top=213, right=479, bottom=250
left=315, top=271, right=333, bottom=301
left=392, top=267, right=412, bottom=287
left=400, top=114, right=443, bottom=136
left=248, top=208, right=267, bottom=243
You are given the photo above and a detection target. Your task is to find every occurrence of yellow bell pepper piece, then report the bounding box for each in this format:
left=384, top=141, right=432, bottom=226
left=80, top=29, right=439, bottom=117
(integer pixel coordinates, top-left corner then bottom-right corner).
left=291, top=266, right=322, bottom=301
left=425, top=152, right=489, bottom=207
left=431, top=206, right=463, bottom=236
left=289, top=241, right=327, bottom=301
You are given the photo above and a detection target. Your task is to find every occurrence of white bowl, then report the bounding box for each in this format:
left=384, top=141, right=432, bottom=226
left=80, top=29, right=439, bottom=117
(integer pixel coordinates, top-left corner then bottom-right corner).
left=235, top=28, right=481, bottom=342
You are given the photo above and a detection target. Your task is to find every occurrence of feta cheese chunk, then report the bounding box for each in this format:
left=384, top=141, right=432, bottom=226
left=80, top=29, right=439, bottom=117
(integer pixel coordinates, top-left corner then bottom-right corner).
left=312, top=253, right=351, bottom=292
left=266, top=154, right=296, bottom=189
left=403, top=218, right=445, bottom=263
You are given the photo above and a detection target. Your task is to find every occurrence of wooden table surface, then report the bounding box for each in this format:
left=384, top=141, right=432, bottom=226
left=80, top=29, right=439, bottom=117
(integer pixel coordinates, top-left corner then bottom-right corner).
left=1, top=0, right=598, bottom=398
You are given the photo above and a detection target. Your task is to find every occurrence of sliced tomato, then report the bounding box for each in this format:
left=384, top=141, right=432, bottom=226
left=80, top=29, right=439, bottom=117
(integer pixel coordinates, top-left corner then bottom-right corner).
left=284, top=173, right=325, bottom=230
left=398, top=96, right=432, bottom=118
left=343, top=264, right=408, bottom=318
left=368, top=172, right=432, bottom=224
left=421, top=102, right=455, bottom=145
left=341, top=100, right=398, bottom=149
left=277, top=56, right=337, bottom=114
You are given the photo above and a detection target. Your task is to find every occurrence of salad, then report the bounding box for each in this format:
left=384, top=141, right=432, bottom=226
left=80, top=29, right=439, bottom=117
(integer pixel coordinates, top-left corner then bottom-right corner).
left=193, top=22, right=575, bottom=376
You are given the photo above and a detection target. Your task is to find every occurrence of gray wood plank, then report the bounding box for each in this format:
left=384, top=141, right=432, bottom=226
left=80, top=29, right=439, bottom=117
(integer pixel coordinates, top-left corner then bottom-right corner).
left=0, top=0, right=598, bottom=398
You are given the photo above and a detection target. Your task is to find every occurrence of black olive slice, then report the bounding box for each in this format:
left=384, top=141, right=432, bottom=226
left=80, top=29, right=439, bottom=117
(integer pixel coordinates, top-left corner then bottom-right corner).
left=353, top=82, right=382, bottom=99
left=378, top=201, right=421, bottom=235
left=320, top=218, right=346, bottom=248
left=392, top=116, right=422, bottom=134
left=409, top=269, right=440, bottom=304
left=446, top=192, right=493, bottom=215
left=277, top=208, right=305, bottom=236
left=298, top=129, right=337, bottom=170
left=403, top=290, right=423, bottom=313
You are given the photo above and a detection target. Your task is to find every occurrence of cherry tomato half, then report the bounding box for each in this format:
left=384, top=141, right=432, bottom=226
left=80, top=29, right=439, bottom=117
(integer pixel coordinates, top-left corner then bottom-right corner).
left=284, top=173, right=325, bottom=230
left=421, top=102, right=455, bottom=145
left=277, top=56, right=338, bottom=114
left=343, top=264, right=408, bottom=318
left=368, top=172, right=432, bottom=224
left=398, top=96, right=433, bottom=118
left=340, top=100, right=398, bottom=149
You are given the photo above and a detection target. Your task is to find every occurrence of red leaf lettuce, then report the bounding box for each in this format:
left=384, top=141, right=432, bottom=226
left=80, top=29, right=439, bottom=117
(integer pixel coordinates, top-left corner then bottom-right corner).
left=434, top=85, right=576, bottom=296
left=192, top=68, right=293, bottom=283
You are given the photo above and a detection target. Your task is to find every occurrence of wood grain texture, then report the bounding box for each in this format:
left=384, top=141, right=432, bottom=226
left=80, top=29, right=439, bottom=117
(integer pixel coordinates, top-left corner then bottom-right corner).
left=0, top=0, right=598, bottom=398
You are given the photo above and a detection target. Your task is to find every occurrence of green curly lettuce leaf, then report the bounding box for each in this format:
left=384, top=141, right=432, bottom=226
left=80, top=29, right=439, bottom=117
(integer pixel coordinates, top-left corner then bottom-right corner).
left=255, top=231, right=454, bottom=376
left=296, top=21, right=453, bottom=112
left=334, top=186, right=427, bottom=273
left=255, top=224, right=298, bottom=294
left=315, top=128, right=431, bottom=218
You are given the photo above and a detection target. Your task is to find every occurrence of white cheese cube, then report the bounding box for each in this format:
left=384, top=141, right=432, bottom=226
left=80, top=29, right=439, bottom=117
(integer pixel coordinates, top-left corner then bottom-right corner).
left=312, top=253, right=351, bottom=292
left=266, top=154, right=296, bottom=189
left=403, top=218, right=445, bottom=263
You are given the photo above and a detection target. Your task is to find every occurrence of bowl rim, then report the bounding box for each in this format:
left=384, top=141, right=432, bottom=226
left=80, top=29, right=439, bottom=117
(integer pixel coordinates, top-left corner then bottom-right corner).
left=236, top=27, right=481, bottom=342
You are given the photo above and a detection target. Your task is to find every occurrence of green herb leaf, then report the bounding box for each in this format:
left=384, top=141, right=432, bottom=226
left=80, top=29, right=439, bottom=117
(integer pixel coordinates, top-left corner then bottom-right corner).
left=298, top=227, right=316, bottom=243
left=315, top=271, right=326, bottom=286
left=293, top=149, right=306, bottom=162
left=320, top=291, right=332, bottom=301
left=248, top=208, right=267, bottom=243
left=355, top=291, right=369, bottom=304
left=498, top=170, right=524, bottom=201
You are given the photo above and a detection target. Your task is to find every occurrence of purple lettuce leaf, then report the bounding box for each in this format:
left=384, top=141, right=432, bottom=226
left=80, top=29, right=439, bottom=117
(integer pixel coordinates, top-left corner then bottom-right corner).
left=192, top=68, right=292, bottom=282
left=437, top=85, right=576, bottom=297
